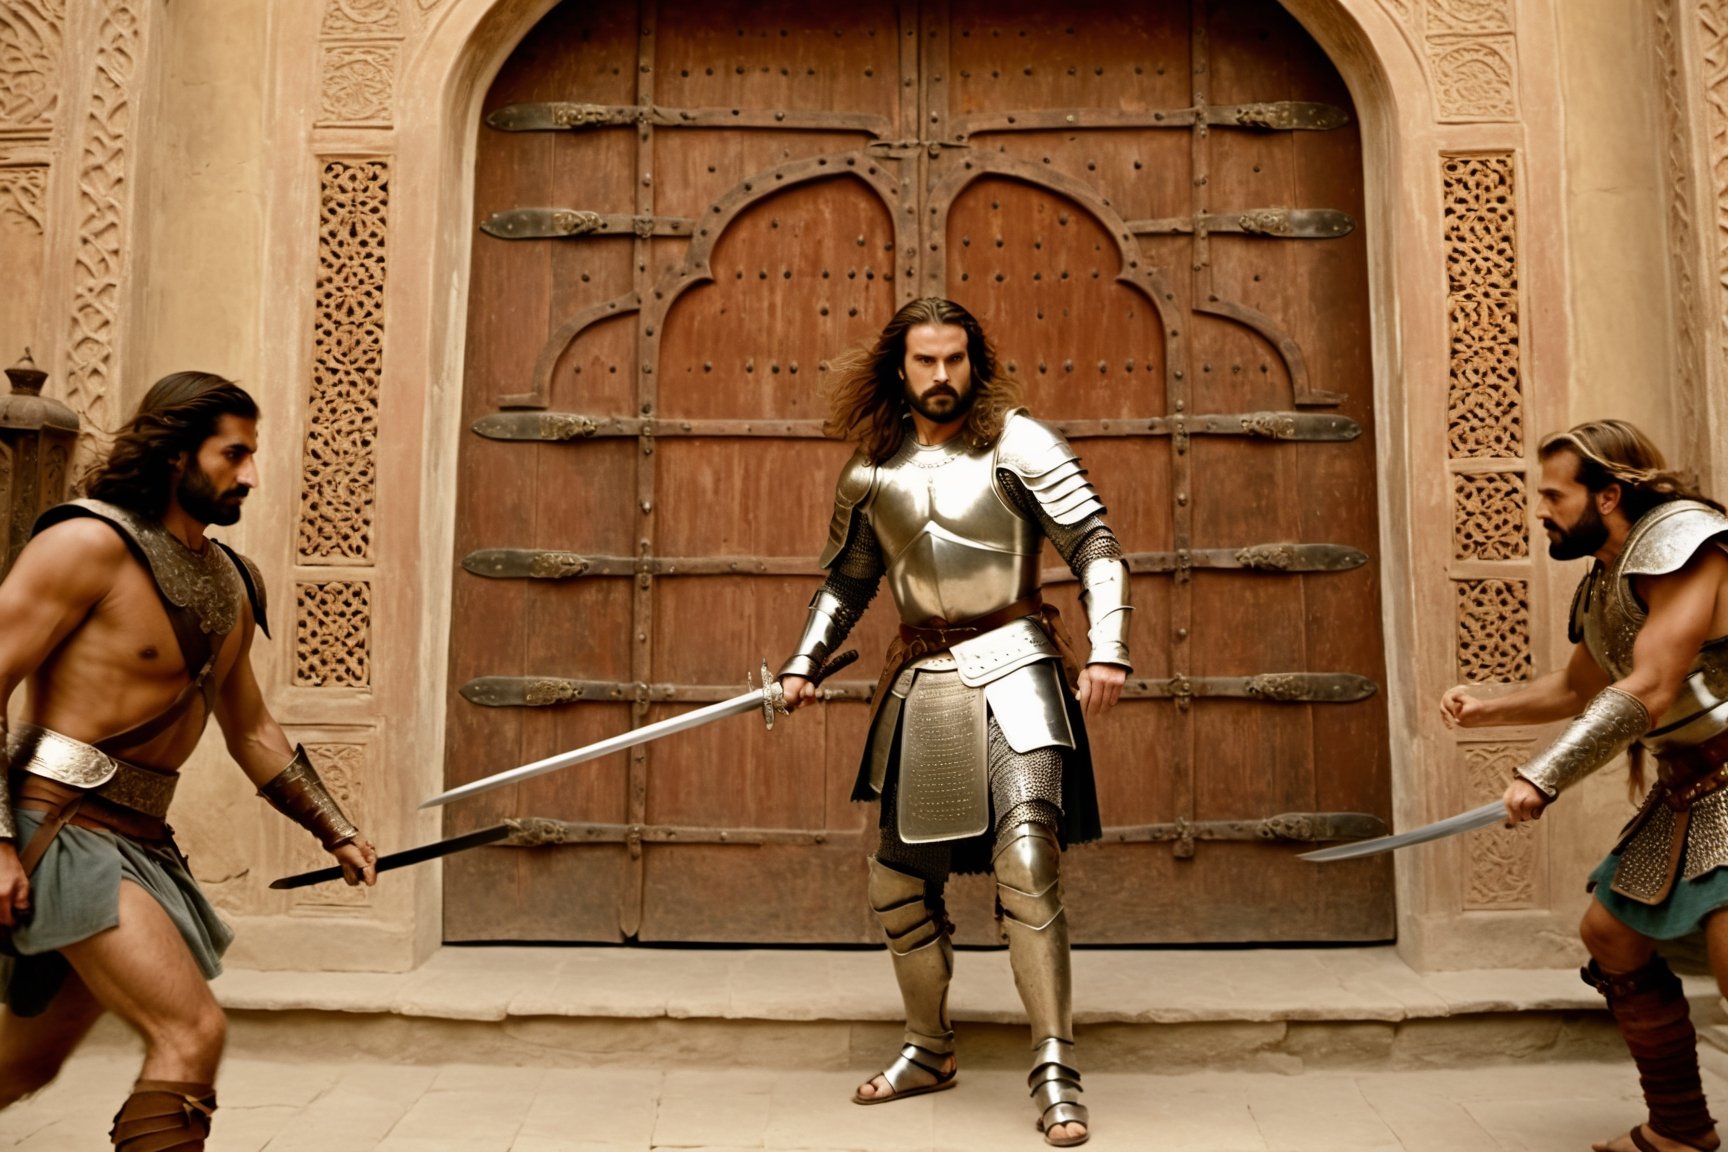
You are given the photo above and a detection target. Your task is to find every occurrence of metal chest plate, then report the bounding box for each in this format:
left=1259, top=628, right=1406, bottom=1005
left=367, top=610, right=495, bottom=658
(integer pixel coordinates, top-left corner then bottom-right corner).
left=868, top=436, right=1040, bottom=626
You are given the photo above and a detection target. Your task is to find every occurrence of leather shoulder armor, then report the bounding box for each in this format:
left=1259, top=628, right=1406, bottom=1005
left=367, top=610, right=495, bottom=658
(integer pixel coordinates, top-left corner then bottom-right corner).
left=993, top=409, right=1105, bottom=526
left=34, top=498, right=247, bottom=637
left=213, top=541, right=270, bottom=639
left=818, top=450, right=879, bottom=569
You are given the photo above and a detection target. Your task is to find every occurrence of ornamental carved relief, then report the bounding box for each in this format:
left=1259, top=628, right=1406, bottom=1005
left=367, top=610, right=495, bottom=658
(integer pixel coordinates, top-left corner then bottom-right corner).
left=295, top=580, right=372, bottom=687
left=1657, top=1, right=1708, bottom=467
left=0, top=169, right=46, bottom=233
left=1443, top=154, right=1522, bottom=459
left=64, top=2, right=139, bottom=441
left=301, top=159, right=386, bottom=562
left=1429, top=38, right=1518, bottom=122
left=0, top=1, right=64, bottom=130
left=322, top=0, right=402, bottom=36
left=1456, top=578, right=1532, bottom=683
left=1461, top=741, right=1538, bottom=908
left=1453, top=472, right=1527, bottom=561
left=1698, top=2, right=1728, bottom=476
left=1427, top=0, right=1511, bottom=35
left=318, top=44, right=398, bottom=126
left=291, top=743, right=368, bottom=908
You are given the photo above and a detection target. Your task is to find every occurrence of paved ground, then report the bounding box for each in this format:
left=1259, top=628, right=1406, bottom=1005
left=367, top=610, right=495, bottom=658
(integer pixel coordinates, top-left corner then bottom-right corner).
left=4, top=1043, right=1726, bottom=1151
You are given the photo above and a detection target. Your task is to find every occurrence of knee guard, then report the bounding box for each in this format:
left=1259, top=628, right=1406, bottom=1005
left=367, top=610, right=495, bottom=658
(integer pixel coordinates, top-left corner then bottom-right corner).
left=111, top=1079, right=216, bottom=1151
left=994, top=822, right=1064, bottom=932
left=868, top=856, right=954, bottom=1053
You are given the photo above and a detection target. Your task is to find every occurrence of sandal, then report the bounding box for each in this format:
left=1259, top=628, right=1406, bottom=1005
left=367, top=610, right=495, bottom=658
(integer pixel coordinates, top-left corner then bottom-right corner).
left=1625, top=1125, right=1720, bottom=1152
left=1029, top=1037, right=1088, bottom=1147
left=851, top=1041, right=958, bottom=1105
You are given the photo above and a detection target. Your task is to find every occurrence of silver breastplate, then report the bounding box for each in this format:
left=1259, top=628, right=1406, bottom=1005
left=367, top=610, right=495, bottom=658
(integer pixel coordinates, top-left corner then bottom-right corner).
left=866, top=435, right=1040, bottom=626
left=1577, top=501, right=1728, bottom=754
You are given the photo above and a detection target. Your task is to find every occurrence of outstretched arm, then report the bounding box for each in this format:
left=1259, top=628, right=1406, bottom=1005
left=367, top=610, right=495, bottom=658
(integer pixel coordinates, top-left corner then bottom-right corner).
left=1442, top=642, right=1610, bottom=729
left=213, top=613, right=377, bottom=884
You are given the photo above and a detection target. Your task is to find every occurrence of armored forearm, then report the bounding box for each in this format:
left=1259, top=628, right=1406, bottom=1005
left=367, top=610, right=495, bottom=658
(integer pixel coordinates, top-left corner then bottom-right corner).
left=1515, top=686, right=1651, bottom=798
left=781, top=513, right=881, bottom=680
left=1080, top=555, right=1132, bottom=669
left=259, top=745, right=358, bottom=850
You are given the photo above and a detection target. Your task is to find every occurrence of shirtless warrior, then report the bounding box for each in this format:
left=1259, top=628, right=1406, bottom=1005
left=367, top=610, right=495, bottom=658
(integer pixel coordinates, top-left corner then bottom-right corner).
left=1444, top=420, right=1728, bottom=1152
left=0, top=373, right=378, bottom=1150
left=779, top=298, right=1131, bottom=1148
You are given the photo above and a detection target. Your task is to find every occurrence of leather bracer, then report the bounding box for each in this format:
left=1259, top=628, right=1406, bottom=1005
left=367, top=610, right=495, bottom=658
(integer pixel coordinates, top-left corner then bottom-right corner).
left=1516, top=686, right=1651, bottom=798
left=259, top=745, right=358, bottom=850
left=1079, top=557, right=1132, bottom=669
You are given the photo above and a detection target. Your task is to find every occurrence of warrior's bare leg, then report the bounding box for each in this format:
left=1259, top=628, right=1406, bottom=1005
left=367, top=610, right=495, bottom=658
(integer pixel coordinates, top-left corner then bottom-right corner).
left=60, top=880, right=222, bottom=1148
left=0, top=970, right=105, bottom=1106
left=1583, top=899, right=1719, bottom=1152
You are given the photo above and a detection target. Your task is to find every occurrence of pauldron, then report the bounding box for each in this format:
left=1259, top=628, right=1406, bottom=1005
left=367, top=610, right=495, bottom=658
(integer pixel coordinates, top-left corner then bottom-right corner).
left=1516, top=686, right=1651, bottom=798
left=259, top=745, right=358, bottom=850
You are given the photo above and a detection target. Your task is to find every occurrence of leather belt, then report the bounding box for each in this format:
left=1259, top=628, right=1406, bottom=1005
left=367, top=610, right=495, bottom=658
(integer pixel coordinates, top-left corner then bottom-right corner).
left=1656, top=726, right=1728, bottom=811
left=8, top=726, right=179, bottom=877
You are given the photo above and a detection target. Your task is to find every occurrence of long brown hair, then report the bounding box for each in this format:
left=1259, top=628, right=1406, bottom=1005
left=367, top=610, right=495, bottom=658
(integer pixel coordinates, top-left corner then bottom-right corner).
left=1539, top=419, right=1722, bottom=797
left=823, top=297, right=1022, bottom=463
left=80, top=371, right=259, bottom=517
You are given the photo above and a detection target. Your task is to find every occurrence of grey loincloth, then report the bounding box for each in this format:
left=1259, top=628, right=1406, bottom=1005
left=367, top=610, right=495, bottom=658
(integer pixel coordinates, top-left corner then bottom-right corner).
left=3, top=807, right=232, bottom=1016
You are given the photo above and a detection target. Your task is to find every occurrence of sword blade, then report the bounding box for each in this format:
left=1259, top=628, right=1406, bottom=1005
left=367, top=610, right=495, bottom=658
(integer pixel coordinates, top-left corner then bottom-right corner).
left=1297, top=801, right=1508, bottom=862
left=269, top=823, right=513, bottom=889
left=420, top=689, right=764, bottom=809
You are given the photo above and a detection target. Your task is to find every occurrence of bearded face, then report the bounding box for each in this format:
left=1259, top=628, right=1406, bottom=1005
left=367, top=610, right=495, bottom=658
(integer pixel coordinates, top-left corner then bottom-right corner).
left=1543, top=497, right=1608, bottom=560
left=176, top=460, right=247, bottom=527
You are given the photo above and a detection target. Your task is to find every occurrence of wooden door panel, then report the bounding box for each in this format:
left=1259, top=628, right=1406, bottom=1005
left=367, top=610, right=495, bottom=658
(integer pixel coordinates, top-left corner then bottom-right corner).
left=447, top=0, right=1394, bottom=944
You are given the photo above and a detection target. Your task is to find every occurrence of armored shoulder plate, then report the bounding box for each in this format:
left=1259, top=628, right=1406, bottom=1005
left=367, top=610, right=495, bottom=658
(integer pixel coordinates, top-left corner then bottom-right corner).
left=1620, top=500, right=1728, bottom=578
left=214, top=541, right=270, bottom=639
left=818, top=450, right=879, bottom=569
left=993, top=409, right=1105, bottom=527
left=34, top=499, right=246, bottom=636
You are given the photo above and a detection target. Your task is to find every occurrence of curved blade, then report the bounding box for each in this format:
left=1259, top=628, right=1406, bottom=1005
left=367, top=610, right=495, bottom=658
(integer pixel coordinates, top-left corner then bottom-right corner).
left=1298, top=801, right=1507, bottom=862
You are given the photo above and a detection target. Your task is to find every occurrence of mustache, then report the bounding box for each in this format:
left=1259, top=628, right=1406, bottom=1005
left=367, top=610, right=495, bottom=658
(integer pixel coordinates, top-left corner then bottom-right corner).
left=922, top=385, right=959, bottom=399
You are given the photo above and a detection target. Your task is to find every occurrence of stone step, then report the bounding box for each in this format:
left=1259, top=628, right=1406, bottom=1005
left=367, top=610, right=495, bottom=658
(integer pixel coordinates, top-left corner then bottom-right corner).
left=188, top=945, right=1725, bottom=1074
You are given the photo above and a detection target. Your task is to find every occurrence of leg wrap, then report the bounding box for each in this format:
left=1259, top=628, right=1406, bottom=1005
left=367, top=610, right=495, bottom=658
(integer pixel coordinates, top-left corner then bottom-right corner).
left=1583, top=958, right=1717, bottom=1147
left=110, top=1080, right=216, bottom=1151
left=869, top=856, right=954, bottom=1054
left=995, top=823, right=1073, bottom=1044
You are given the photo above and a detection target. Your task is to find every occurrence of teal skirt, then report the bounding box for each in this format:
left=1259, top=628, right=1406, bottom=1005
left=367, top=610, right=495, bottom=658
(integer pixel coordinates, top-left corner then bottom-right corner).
left=1589, top=850, right=1728, bottom=939
left=2, top=808, right=233, bottom=1016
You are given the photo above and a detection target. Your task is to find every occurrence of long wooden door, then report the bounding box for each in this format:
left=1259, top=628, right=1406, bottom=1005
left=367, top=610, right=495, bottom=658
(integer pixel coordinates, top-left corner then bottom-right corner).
left=444, top=0, right=1393, bottom=943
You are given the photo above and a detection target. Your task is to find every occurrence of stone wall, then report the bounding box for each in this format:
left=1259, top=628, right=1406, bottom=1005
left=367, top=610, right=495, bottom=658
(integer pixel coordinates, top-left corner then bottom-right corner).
left=0, top=0, right=1718, bottom=972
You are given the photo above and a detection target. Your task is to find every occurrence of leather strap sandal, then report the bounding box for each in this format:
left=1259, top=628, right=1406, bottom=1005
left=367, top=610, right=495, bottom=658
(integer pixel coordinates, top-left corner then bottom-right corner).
left=1029, top=1037, right=1089, bottom=1147
left=852, top=1041, right=958, bottom=1105
left=1628, top=1125, right=1721, bottom=1152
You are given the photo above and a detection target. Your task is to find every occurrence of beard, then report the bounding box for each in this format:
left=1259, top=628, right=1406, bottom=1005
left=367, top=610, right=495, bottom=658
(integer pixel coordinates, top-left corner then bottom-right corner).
left=1546, top=500, right=1608, bottom=560
left=906, top=381, right=976, bottom=424
left=177, top=464, right=246, bottom=527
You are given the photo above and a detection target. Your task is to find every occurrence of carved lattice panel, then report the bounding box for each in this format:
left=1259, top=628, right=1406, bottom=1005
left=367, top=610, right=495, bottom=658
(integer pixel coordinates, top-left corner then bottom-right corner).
left=300, top=159, right=386, bottom=562
left=294, top=580, right=371, bottom=687
left=288, top=742, right=369, bottom=909
left=1460, top=740, right=1539, bottom=909
left=1443, top=154, right=1521, bottom=459
left=1453, top=472, right=1527, bottom=561
left=1456, top=578, right=1531, bottom=683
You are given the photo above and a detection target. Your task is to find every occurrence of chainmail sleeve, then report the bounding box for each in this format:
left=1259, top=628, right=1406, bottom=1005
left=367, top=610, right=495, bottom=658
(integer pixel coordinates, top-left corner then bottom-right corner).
left=779, top=517, right=884, bottom=680
left=999, top=470, right=1133, bottom=669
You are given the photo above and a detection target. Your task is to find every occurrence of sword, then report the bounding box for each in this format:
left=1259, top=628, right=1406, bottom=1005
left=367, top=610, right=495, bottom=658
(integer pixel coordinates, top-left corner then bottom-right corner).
left=270, top=823, right=513, bottom=889
left=1297, top=800, right=1509, bottom=862
left=420, top=651, right=860, bottom=810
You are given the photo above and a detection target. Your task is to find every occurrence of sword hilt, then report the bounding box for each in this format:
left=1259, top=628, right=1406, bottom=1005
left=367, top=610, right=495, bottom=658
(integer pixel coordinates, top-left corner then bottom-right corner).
left=756, top=649, right=860, bottom=729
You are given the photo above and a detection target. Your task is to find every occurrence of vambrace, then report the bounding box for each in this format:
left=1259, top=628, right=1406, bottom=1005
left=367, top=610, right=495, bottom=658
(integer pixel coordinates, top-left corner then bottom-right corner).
left=1079, top=555, right=1132, bottom=669
left=778, top=588, right=853, bottom=680
left=259, top=745, right=359, bottom=850
left=1517, top=686, right=1651, bottom=799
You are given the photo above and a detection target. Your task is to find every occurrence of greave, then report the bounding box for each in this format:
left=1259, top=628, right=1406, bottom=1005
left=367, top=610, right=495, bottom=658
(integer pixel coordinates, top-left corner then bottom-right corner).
left=995, top=823, right=1086, bottom=1131
left=110, top=1079, right=216, bottom=1151
left=868, top=856, right=954, bottom=1055
left=1583, top=957, right=1717, bottom=1147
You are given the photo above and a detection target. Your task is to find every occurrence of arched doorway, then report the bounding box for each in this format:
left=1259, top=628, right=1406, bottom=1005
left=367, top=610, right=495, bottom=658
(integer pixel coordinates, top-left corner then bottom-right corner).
left=441, top=0, right=1392, bottom=944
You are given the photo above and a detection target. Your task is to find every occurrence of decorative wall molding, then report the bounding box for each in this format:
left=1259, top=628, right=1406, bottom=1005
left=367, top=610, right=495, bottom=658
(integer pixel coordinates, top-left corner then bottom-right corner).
left=1452, top=472, right=1527, bottom=561
left=1657, top=0, right=1710, bottom=481
left=63, top=1, right=141, bottom=443
left=1442, top=155, right=1522, bottom=458
left=1693, top=2, right=1728, bottom=492
left=1460, top=740, right=1539, bottom=908
left=322, top=0, right=403, bottom=37
left=318, top=43, right=399, bottom=127
left=301, top=158, right=387, bottom=563
left=0, top=0, right=65, bottom=132
left=294, top=579, right=372, bottom=687
left=1456, top=578, right=1532, bottom=683
left=1427, top=0, right=1511, bottom=36
left=0, top=168, right=47, bottom=233
left=1428, top=38, right=1518, bottom=121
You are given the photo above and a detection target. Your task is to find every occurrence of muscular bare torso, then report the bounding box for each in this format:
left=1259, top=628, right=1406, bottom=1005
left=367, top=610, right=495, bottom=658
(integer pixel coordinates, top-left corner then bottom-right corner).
left=16, top=519, right=249, bottom=771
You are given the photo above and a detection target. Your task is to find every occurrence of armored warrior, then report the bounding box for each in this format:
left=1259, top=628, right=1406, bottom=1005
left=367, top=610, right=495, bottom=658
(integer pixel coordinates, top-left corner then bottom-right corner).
left=779, top=298, right=1130, bottom=1148
left=0, top=373, right=378, bottom=1151
left=1444, top=420, right=1728, bottom=1152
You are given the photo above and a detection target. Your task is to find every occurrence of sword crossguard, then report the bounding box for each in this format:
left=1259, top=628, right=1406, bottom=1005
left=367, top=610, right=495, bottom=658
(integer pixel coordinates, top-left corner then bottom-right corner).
left=755, top=660, right=788, bottom=730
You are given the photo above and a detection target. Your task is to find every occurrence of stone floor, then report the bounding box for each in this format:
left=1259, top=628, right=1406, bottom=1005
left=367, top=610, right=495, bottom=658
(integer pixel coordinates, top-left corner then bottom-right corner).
left=3, top=1042, right=1722, bottom=1151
